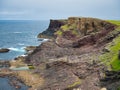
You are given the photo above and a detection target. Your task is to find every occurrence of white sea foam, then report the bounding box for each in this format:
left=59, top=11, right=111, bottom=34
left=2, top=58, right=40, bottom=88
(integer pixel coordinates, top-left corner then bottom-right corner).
left=20, top=54, right=27, bottom=57
left=9, top=47, right=25, bottom=52
left=13, top=32, right=22, bottom=34
left=38, top=38, right=49, bottom=42
left=43, top=39, right=49, bottom=42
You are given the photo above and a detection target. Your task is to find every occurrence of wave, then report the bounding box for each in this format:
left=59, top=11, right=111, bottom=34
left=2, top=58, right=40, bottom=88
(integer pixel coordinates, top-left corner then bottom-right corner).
left=8, top=47, right=25, bottom=52
left=43, top=39, right=49, bottom=41
left=38, top=38, right=49, bottom=42
left=13, top=32, right=22, bottom=33
left=20, top=54, right=27, bottom=57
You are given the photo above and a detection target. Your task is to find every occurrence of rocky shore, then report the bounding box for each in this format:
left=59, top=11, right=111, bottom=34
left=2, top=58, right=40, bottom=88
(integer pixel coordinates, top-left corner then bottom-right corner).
left=0, top=60, right=28, bottom=90
left=1, top=17, right=120, bottom=90
left=24, top=17, right=120, bottom=90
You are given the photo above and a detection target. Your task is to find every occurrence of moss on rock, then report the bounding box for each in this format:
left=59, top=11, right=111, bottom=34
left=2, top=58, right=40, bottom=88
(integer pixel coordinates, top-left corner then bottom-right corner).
left=100, top=20, right=120, bottom=71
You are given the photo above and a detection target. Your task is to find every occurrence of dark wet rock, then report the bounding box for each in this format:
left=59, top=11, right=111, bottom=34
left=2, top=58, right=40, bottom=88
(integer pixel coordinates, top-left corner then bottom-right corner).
left=118, top=50, right=120, bottom=59
left=101, top=71, right=120, bottom=82
left=100, top=70, right=120, bottom=90
left=38, top=38, right=44, bottom=41
left=0, top=48, right=10, bottom=53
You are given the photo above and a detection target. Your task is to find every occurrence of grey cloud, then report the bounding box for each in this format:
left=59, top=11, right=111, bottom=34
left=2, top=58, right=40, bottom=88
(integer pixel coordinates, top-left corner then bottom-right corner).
left=0, top=0, right=119, bottom=20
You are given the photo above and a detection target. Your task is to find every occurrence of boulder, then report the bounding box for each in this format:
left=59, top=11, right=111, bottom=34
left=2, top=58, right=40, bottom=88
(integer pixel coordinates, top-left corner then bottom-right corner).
left=0, top=48, right=10, bottom=53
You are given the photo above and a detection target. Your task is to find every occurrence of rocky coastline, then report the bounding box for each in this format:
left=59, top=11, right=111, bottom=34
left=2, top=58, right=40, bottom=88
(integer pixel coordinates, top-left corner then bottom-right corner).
left=1, top=17, right=120, bottom=90
left=25, top=17, right=120, bottom=90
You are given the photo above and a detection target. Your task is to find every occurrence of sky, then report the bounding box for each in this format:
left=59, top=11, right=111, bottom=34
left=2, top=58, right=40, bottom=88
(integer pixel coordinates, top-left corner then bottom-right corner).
left=0, top=0, right=119, bottom=20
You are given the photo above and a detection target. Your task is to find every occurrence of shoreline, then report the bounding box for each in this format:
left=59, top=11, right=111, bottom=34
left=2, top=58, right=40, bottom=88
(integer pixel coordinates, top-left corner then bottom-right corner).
left=0, top=38, right=49, bottom=90
left=0, top=17, right=120, bottom=90
left=0, top=68, right=29, bottom=90
left=0, top=38, right=49, bottom=61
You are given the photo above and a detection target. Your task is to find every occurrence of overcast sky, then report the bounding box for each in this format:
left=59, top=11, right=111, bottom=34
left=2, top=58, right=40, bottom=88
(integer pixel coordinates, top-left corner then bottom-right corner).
left=0, top=0, right=119, bottom=20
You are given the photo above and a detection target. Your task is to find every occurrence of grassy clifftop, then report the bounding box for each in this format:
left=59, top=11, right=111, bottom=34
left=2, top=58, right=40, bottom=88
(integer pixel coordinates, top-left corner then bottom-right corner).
left=38, top=17, right=116, bottom=40
left=101, top=20, right=120, bottom=71
left=55, top=17, right=115, bottom=39
left=107, top=20, right=120, bottom=26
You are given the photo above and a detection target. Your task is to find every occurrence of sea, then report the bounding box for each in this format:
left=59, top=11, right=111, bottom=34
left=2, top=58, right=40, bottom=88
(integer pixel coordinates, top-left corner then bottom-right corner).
left=0, top=20, right=49, bottom=90
left=0, top=20, right=49, bottom=60
left=0, top=78, right=28, bottom=90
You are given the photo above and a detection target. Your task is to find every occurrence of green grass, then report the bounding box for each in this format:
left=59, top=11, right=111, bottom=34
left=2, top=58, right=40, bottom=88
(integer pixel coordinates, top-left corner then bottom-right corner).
left=67, top=81, right=81, bottom=88
left=28, top=65, right=35, bottom=69
left=107, top=20, right=120, bottom=26
left=101, top=35, right=120, bottom=71
left=61, top=23, right=77, bottom=31
left=100, top=20, right=120, bottom=71
left=117, top=86, right=120, bottom=90
left=56, top=23, right=79, bottom=36
left=55, top=30, right=63, bottom=36
left=69, top=23, right=77, bottom=30
left=109, top=36, right=120, bottom=71
left=72, top=30, right=78, bottom=35
left=61, top=25, right=69, bottom=31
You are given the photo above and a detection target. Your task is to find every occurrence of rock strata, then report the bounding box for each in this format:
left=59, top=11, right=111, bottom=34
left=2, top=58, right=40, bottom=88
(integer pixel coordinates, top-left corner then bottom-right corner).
left=38, top=17, right=116, bottom=48
left=24, top=17, right=119, bottom=90
left=38, top=19, right=67, bottom=38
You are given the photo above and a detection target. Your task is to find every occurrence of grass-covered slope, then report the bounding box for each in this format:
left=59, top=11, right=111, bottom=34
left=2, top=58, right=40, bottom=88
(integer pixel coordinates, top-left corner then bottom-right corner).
left=101, top=20, right=120, bottom=71
left=107, top=20, right=120, bottom=26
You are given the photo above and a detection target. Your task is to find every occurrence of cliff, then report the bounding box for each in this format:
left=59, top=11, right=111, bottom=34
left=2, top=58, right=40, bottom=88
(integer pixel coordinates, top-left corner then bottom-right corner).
left=38, top=19, right=67, bottom=38
left=25, top=17, right=120, bottom=90
left=38, top=17, right=116, bottom=47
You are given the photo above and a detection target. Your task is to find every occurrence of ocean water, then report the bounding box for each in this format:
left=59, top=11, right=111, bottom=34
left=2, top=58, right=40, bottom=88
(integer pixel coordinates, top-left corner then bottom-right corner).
left=0, top=78, right=28, bottom=90
left=0, top=20, right=49, bottom=60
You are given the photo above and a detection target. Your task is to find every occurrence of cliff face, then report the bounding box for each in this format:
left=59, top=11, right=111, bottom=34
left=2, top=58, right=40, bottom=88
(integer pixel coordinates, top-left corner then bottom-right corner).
left=38, top=17, right=116, bottom=47
left=37, top=19, right=67, bottom=38
left=25, top=17, right=120, bottom=90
